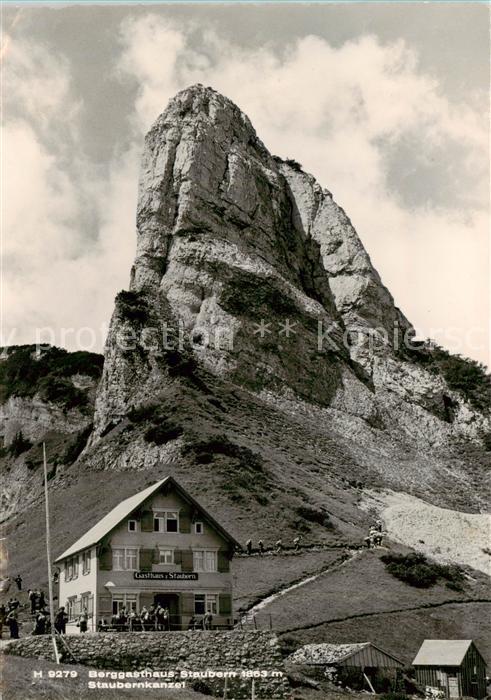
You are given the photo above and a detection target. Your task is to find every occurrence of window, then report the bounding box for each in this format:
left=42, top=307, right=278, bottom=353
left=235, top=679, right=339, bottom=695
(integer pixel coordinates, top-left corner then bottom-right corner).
left=194, top=594, right=219, bottom=615
left=65, top=556, right=79, bottom=581
left=82, top=550, right=91, bottom=575
left=112, top=547, right=138, bottom=571
left=66, top=597, right=77, bottom=621
left=112, top=594, right=137, bottom=616
left=128, top=520, right=137, bottom=532
left=159, top=549, right=174, bottom=565
left=80, top=593, right=93, bottom=617
left=206, top=594, right=218, bottom=614
left=194, top=522, right=203, bottom=534
left=194, top=594, right=205, bottom=615
left=193, top=550, right=217, bottom=572
left=153, top=511, right=179, bottom=533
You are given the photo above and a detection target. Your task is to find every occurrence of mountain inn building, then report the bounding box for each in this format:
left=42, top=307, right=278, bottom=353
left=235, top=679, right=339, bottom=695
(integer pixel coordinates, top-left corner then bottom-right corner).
left=54, top=476, right=239, bottom=633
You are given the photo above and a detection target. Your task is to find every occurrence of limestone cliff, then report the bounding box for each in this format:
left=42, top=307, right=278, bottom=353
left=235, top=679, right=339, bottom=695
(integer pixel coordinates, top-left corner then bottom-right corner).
left=90, top=86, right=489, bottom=474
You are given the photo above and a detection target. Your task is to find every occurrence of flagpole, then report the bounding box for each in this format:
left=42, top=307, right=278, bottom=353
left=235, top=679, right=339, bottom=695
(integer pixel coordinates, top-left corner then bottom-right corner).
left=43, top=442, right=60, bottom=664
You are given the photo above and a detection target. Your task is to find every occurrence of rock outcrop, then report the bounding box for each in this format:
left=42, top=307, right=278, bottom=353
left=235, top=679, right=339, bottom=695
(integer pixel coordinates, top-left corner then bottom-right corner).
left=91, top=85, right=489, bottom=463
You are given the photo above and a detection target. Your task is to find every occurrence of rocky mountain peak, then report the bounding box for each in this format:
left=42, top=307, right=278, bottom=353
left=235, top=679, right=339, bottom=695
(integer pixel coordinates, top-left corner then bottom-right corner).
left=89, top=86, right=489, bottom=477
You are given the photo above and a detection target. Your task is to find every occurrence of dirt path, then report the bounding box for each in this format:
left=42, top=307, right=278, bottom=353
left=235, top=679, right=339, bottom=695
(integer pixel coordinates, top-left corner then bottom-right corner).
left=238, top=545, right=490, bottom=635
left=243, top=548, right=361, bottom=619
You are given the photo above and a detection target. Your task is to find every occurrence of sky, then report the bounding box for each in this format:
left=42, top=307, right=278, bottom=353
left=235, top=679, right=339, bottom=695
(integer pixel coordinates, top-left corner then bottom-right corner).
left=1, top=2, right=489, bottom=365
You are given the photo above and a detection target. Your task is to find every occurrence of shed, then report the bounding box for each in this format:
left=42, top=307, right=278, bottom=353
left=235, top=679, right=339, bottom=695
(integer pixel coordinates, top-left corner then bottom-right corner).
left=288, top=642, right=404, bottom=692
left=412, top=640, right=487, bottom=699
left=288, top=642, right=404, bottom=669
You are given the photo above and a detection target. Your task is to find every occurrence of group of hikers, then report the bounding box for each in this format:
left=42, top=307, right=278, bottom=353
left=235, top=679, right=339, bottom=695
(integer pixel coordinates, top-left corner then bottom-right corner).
left=0, top=585, right=78, bottom=640
left=364, top=520, right=385, bottom=548
left=244, top=536, right=302, bottom=555
left=97, top=605, right=214, bottom=632
left=246, top=520, right=385, bottom=555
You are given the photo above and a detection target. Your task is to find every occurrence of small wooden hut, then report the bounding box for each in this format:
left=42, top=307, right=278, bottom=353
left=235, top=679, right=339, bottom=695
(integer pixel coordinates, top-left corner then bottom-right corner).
left=412, top=640, right=487, bottom=699
left=288, top=642, right=404, bottom=691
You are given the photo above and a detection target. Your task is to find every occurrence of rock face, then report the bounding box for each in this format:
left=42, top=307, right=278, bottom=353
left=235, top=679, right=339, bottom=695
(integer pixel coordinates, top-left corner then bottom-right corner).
left=279, top=165, right=412, bottom=367
left=92, top=85, right=488, bottom=461
left=92, top=86, right=412, bottom=435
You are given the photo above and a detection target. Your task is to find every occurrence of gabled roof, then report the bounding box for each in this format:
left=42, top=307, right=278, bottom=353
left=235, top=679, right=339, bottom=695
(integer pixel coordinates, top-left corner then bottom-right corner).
left=287, top=642, right=402, bottom=667
left=54, top=476, right=240, bottom=562
left=412, top=640, right=475, bottom=666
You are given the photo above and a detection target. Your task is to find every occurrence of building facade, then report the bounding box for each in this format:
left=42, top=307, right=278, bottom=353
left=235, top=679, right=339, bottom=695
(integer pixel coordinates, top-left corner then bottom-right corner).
left=55, top=477, right=239, bottom=633
left=413, top=640, right=487, bottom=699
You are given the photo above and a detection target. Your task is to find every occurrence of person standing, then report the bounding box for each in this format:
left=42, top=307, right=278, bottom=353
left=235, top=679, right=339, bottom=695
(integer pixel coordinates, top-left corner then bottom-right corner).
left=79, top=607, right=88, bottom=633
left=258, top=540, right=265, bottom=555
left=7, top=610, right=19, bottom=639
left=275, top=539, right=283, bottom=553
left=0, top=604, right=6, bottom=638
left=54, top=607, right=68, bottom=635
left=28, top=589, right=37, bottom=615
left=203, top=611, right=213, bottom=630
left=14, top=575, right=22, bottom=591
left=33, top=611, right=47, bottom=635
left=245, top=539, right=253, bottom=555
left=293, top=536, right=301, bottom=551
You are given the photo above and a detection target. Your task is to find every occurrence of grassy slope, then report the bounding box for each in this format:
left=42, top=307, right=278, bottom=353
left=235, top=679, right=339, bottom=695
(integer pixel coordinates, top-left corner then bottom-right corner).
left=2, top=350, right=490, bottom=679
left=288, top=602, right=491, bottom=668
left=233, top=550, right=344, bottom=611
left=246, top=550, right=491, bottom=664
left=0, top=656, right=209, bottom=700
left=260, top=550, right=490, bottom=630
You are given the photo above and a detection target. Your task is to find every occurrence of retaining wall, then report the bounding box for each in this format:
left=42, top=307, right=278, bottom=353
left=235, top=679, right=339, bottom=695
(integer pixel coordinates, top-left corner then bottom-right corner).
left=5, top=630, right=289, bottom=698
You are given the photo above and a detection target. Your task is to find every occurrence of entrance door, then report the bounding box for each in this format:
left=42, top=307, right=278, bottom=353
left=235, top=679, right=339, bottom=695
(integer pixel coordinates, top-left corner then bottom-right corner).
left=448, top=676, right=460, bottom=698
left=153, top=593, right=180, bottom=630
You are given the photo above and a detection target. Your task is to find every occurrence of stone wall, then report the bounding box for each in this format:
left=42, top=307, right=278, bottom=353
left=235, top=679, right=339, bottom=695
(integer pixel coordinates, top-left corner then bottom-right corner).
left=5, top=630, right=289, bottom=698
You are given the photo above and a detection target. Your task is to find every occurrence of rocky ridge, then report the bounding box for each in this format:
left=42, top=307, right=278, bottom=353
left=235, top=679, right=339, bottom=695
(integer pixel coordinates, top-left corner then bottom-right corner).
left=83, top=86, right=489, bottom=505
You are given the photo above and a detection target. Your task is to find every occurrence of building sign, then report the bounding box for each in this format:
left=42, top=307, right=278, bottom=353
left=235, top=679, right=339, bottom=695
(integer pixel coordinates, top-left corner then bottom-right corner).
left=134, top=571, right=198, bottom=581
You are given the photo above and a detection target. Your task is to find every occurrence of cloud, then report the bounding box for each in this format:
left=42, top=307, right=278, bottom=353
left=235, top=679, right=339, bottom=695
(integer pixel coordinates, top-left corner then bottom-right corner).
left=3, top=15, right=488, bottom=367
left=2, top=34, right=137, bottom=352
left=116, top=16, right=488, bottom=364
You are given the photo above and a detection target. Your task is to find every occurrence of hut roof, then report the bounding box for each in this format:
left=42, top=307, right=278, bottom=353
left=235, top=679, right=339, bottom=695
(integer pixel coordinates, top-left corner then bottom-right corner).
left=288, top=643, right=375, bottom=665
left=412, top=640, right=474, bottom=666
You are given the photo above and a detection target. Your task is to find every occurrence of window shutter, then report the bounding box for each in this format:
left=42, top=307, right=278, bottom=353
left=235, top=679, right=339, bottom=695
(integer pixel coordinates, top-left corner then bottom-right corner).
left=174, top=550, right=182, bottom=565
left=181, top=550, right=194, bottom=572
left=139, top=549, right=154, bottom=572
left=99, top=545, right=112, bottom=571
left=217, top=550, right=230, bottom=572
left=139, top=593, right=154, bottom=610
left=181, top=593, right=194, bottom=615
left=179, top=507, right=191, bottom=533
left=98, top=594, right=112, bottom=616
left=219, top=594, right=232, bottom=615
left=141, top=510, right=153, bottom=532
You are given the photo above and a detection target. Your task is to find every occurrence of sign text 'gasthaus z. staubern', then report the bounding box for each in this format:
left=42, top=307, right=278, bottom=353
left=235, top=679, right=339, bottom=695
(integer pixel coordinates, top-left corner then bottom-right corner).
left=54, top=476, right=240, bottom=633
